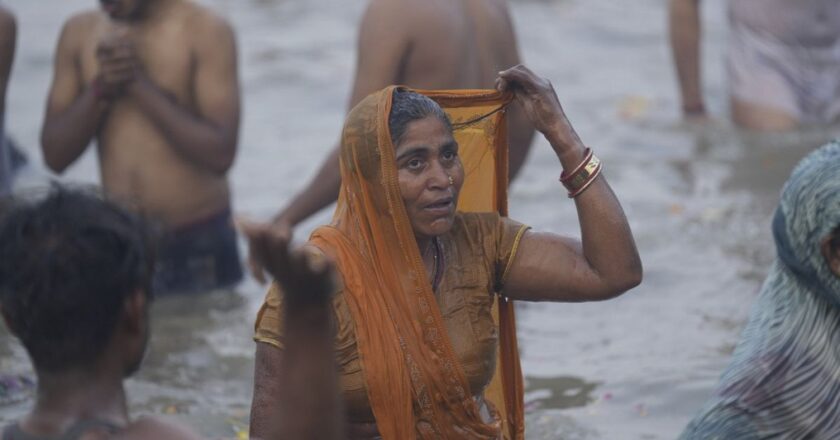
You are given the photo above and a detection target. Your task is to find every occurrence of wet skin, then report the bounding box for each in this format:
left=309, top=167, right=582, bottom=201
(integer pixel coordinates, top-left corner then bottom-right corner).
left=394, top=116, right=465, bottom=247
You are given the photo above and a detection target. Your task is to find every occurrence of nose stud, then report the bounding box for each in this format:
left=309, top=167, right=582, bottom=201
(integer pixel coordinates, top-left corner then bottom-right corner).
left=448, top=175, right=454, bottom=186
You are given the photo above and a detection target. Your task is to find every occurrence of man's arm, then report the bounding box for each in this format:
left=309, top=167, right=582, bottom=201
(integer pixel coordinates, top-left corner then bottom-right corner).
left=669, top=0, right=705, bottom=117
left=127, top=15, right=239, bottom=175
left=273, top=0, right=410, bottom=227
left=0, top=6, right=16, bottom=193
left=41, top=16, right=109, bottom=173
left=0, top=6, right=16, bottom=114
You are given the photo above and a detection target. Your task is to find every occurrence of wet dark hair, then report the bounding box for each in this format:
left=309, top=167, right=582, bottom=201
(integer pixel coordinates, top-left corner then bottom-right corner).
left=0, top=185, right=155, bottom=372
left=388, top=89, right=453, bottom=146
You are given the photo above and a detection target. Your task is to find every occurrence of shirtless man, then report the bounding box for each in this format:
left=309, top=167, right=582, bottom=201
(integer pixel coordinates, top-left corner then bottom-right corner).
left=0, top=4, right=15, bottom=196
left=670, top=0, right=840, bottom=130
left=253, top=0, right=534, bottom=280
left=41, top=0, right=242, bottom=294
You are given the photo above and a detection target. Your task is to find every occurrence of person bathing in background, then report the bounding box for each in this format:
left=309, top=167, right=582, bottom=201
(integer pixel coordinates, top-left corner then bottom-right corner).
left=0, top=3, right=15, bottom=196
left=40, top=0, right=242, bottom=295
left=681, top=141, right=840, bottom=439
left=249, top=0, right=536, bottom=281
left=0, top=186, right=342, bottom=440
left=669, top=0, right=840, bottom=131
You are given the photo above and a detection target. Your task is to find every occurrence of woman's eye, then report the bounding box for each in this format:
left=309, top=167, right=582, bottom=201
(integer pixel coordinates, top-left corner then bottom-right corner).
left=407, top=159, right=423, bottom=170
left=442, top=150, right=457, bottom=161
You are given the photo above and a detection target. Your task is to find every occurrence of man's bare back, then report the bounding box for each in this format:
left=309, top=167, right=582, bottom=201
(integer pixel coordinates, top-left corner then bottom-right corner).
left=258, top=0, right=534, bottom=270
left=42, top=0, right=239, bottom=227
left=356, top=0, right=533, bottom=170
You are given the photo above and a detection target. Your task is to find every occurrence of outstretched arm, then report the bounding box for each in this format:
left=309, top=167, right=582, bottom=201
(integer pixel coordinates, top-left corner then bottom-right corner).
left=243, top=220, right=343, bottom=440
left=669, top=0, right=705, bottom=117
left=497, top=65, right=642, bottom=302
left=128, top=16, right=239, bottom=175
left=272, top=0, right=410, bottom=228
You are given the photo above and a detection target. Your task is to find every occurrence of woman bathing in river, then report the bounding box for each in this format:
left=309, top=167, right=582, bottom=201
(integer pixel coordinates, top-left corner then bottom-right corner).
left=243, top=65, right=642, bottom=439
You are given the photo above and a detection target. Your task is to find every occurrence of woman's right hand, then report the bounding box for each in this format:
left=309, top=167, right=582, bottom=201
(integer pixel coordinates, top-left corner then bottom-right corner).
left=238, top=217, right=336, bottom=304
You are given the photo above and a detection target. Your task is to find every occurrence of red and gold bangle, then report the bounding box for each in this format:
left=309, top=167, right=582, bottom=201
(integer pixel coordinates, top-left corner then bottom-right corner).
left=560, top=148, right=603, bottom=198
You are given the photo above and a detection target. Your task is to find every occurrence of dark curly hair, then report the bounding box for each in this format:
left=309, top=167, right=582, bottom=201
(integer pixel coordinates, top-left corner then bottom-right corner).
left=0, top=185, right=155, bottom=372
left=388, top=89, right=453, bottom=146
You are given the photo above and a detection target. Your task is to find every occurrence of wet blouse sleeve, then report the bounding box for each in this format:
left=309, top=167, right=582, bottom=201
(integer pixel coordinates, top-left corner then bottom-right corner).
left=466, top=212, right=530, bottom=292
left=494, top=215, right=530, bottom=291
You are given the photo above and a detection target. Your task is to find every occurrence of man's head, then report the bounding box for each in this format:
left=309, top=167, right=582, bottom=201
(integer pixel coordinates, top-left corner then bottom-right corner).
left=0, top=186, right=154, bottom=376
left=99, top=0, right=153, bottom=21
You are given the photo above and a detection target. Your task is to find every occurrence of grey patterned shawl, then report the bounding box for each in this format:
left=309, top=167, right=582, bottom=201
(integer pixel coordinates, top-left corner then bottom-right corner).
left=681, top=140, right=840, bottom=439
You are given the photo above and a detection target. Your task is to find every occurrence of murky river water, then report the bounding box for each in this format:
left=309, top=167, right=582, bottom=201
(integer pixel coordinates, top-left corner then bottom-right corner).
left=2, top=0, right=839, bottom=438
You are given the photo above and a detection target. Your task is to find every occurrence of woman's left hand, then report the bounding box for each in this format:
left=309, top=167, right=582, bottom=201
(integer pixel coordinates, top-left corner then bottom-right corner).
left=496, top=65, right=583, bottom=156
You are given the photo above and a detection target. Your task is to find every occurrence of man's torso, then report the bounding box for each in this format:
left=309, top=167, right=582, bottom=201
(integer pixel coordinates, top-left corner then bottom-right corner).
left=71, top=2, right=231, bottom=226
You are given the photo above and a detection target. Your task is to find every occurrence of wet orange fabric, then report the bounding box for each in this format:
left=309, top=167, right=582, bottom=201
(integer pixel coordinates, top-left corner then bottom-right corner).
left=256, top=87, right=525, bottom=439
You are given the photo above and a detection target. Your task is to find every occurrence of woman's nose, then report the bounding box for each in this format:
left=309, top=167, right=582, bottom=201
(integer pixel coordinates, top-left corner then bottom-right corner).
left=427, top=161, right=451, bottom=189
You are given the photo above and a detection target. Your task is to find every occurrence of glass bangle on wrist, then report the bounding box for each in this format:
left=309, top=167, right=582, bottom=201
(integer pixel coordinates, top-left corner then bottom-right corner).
left=559, top=147, right=603, bottom=198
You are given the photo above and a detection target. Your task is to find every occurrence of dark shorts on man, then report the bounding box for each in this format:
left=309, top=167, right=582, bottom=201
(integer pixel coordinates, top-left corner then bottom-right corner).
left=153, top=208, right=243, bottom=295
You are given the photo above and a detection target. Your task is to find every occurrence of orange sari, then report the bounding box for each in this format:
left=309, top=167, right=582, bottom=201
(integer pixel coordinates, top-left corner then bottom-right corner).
left=283, top=87, right=524, bottom=439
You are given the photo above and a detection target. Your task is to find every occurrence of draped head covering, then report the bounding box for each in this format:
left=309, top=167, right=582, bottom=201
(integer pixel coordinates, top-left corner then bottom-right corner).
left=681, top=140, right=840, bottom=439
left=306, top=87, right=524, bottom=439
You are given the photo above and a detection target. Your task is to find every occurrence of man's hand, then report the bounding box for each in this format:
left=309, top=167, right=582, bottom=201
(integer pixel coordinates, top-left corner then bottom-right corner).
left=238, top=217, right=336, bottom=305
left=95, top=30, right=138, bottom=99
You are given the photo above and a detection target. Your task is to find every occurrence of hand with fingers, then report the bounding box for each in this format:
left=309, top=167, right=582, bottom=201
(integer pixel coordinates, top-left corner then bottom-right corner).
left=95, top=28, right=138, bottom=99
left=496, top=64, right=584, bottom=157
left=239, top=218, right=336, bottom=305
left=241, top=217, right=293, bottom=284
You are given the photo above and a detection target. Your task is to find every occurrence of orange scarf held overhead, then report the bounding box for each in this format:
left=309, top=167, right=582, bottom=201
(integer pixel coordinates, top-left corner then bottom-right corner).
left=308, top=86, right=524, bottom=439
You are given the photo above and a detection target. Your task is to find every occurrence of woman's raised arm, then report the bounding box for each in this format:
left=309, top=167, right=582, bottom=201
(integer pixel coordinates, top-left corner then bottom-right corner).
left=497, top=65, right=642, bottom=302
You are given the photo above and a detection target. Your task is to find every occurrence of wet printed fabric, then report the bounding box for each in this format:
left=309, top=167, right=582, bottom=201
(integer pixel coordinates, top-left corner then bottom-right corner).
left=727, top=0, right=840, bottom=123
left=255, top=87, right=525, bottom=439
left=255, top=212, right=528, bottom=423
left=681, top=141, right=840, bottom=439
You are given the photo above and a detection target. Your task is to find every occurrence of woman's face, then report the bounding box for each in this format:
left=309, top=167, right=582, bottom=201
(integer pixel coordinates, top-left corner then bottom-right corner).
left=394, top=116, right=464, bottom=242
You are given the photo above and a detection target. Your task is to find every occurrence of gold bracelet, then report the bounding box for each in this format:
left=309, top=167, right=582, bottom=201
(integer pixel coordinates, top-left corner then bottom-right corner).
left=560, top=149, right=602, bottom=197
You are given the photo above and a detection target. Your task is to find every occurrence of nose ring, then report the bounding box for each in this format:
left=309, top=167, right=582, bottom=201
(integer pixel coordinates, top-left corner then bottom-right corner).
left=448, top=175, right=454, bottom=186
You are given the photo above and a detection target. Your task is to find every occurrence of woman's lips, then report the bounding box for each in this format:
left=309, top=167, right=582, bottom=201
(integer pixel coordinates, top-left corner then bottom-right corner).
left=423, top=198, right=454, bottom=216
